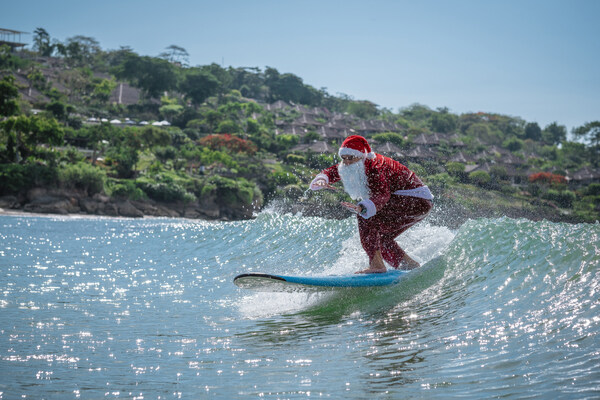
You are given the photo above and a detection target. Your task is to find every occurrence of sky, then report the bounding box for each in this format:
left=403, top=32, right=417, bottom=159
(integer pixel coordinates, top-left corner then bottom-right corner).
left=2, top=0, right=599, bottom=132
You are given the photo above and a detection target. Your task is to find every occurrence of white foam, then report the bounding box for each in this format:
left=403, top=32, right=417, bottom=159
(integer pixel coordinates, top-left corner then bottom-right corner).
left=325, top=222, right=455, bottom=275
left=237, top=291, right=329, bottom=319
left=236, top=221, right=455, bottom=319
left=398, top=222, right=455, bottom=264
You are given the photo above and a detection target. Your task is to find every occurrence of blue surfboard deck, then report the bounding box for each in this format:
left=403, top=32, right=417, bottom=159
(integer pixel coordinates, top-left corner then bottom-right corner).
left=233, top=270, right=409, bottom=292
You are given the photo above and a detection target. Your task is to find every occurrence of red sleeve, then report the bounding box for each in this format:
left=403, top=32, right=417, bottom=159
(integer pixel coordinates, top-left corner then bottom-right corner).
left=365, top=165, right=391, bottom=211
left=321, top=165, right=341, bottom=184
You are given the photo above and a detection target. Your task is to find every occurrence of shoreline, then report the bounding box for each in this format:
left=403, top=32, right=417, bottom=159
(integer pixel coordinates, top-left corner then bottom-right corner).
left=2, top=198, right=595, bottom=228
left=0, top=187, right=257, bottom=222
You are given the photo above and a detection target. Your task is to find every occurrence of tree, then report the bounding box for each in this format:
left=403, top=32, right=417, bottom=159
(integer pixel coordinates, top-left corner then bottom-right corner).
left=46, top=100, right=68, bottom=121
left=466, top=123, right=491, bottom=141
left=264, top=67, right=322, bottom=105
left=91, top=78, right=117, bottom=105
left=33, top=28, right=54, bottom=56
left=201, top=63, right=232, bottom=93
left=572, top=121, right=600, bottom=147
left=0, top=44, right=28, bottom=71
left=140, top=126, right=171, bottom=148
left=559, top=141, right=587, bottom=169
left=82, top=123, right=117, bottom=165
left=430, top=109, right=457, bottom=133
left=524, top=122, right=542, bottom=141
left=57, top=36, right=102, bottom=67
left=107, top=146, right=139, bottom=179
left=528, top=172, right=566, bottom=186
left=179, top=68, right=220, bottom=106
left=199, top=134, right=257, bottom=154
left=542, top=122, right=567, bottom=145
left=573, top=121, right=600, bottom=166
left=114, top=53, right=177, bottom=99
left=158, top=96, right=183, bottom=121
left=159, top=45, right=189, bottom=66
left=400, top=103, right=435, bottom=124
left=0, top=75, right=20, bottom=117
left=502, top=136, right=524, bottom=152
left=303, top=131, right=321, bottom=143
left=1, top=115, right=64, bottom=162
left=346, top=100, right=379, bottom=119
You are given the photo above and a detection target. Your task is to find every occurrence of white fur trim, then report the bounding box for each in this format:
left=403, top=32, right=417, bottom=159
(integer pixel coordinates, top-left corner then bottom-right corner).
left=309, top=173, right=330, bottom=191
left=338, top=147, right=367, bottom=159
left=393, top=186, right=434, bottom=200
left=358, top=199, right=377, bottom=219
left=366, top=152, right=376, bottom=160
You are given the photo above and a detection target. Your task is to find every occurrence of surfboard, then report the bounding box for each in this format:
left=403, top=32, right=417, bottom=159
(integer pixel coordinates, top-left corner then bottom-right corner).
left=233, top=270, right=409, bottom=293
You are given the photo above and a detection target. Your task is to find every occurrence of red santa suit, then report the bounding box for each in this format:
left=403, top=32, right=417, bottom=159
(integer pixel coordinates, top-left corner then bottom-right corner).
left=310, top=135, right=433, bottom=269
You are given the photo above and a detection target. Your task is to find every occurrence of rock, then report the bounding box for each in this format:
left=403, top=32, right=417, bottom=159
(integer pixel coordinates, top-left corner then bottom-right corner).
left=27, top=187, right=48, bottom=202
left=0, top=196, right=20, bottom=209
left=131, top=200, right=161, bottom=216
left=155, top=205, right=181, bottom=218
left=24, top=199, right=71, bottom=215
left=103, top=203, right=119, bottom=216
left=183, top=208, right=202, bottom=219
left=93, top=193, right=110, bottom=203
left=117, top=201, right=143, bottom=218
left=198, top=195, right=220, bottom=219
left=80, top=198, right=101, bottom=214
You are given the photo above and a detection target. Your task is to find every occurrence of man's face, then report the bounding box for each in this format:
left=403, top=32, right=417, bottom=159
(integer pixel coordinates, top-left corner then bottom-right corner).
left=341, top=155, right=362, bottom=166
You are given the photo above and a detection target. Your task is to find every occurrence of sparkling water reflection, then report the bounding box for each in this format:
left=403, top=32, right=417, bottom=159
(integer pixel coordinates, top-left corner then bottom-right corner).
left=0, top=214, right=598, bottom=399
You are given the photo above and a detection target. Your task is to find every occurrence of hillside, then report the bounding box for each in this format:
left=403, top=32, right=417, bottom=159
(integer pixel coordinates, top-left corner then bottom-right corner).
left=0, top=34, right=599, bottom=224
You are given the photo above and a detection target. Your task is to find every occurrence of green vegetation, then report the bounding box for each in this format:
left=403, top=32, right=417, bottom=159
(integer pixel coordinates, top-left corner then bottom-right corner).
left=0, top=28, right=598, bottom=223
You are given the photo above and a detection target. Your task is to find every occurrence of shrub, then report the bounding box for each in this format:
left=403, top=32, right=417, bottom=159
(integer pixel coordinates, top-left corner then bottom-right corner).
left=204, top=175, right=257, bottom=206
left=283, top=184, right=304, bottom=200
left=137, top=180, right=193, bottom=203
left=216, top=120, right=242, bottom=134
left=502, top=137, right=524, bottom=151
left=154, top=146, right=178, bottom=163
left=272, top=171, right=299, bottom=186
left=372, top=132, right=404, bottom=147
left=108, top=180, right=145, bottom=200
left=427, top=172, right=455, bottom=187
left=586, top=183, right=600, bottom=196
left=469, top=171, right=491, bottom=187
left=59, top=162, right=106, bottom=195
left=276, top=134, right=300, bottom=149
left=445, top=162, right=466, bottom=179
left=0, top=163, right=58, bottom=194
left=198, top=134, right=257, bottom=154
left=543, top=189, right=576, bottom=208
left=285, top=154, right=305, bottom=164
left=529, top=172, right=566, bottom=185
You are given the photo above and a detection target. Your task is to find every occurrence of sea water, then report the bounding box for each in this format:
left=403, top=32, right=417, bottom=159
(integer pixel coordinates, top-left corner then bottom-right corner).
left=0, top=210, right=598, bottom=399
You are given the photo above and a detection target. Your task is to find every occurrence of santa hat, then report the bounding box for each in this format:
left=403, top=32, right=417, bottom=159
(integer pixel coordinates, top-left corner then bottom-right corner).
left=338, top=135, right=376, bottom=160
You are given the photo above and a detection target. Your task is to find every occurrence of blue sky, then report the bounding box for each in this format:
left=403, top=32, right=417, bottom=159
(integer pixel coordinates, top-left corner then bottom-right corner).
left=3, top=0, right=599, bottom=132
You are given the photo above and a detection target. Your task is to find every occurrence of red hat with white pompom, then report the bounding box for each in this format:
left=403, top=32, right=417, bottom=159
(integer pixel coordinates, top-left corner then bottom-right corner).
left=338, top=135, right=375, bottom=160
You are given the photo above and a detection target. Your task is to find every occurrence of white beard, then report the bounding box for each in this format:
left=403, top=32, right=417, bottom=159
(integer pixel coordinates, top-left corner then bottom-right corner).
left=338, top=159, right=370, bottom=201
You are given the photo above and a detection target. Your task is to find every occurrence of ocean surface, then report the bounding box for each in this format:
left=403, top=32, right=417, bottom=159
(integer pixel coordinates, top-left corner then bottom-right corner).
left=0, top=210, right=598, bottom=399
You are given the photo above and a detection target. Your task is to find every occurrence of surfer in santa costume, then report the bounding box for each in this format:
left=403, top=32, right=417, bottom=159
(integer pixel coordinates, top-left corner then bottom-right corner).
left=310, top=135, right=433, bottom=274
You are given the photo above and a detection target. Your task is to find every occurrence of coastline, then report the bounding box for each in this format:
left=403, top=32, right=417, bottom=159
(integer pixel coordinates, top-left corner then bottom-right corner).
left=0, top=187, right=257, bottom=222
left=2, top=192, right=593, bottom=229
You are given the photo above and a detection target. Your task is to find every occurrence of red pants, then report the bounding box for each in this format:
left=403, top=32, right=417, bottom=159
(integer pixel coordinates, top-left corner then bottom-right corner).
left=357, top=196, right=432, bottom=269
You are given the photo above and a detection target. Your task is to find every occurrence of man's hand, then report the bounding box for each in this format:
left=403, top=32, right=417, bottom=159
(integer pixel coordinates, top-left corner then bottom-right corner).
left=340, top=201, right=362, bottom=214
left=310, top=179, right=337, bottom=191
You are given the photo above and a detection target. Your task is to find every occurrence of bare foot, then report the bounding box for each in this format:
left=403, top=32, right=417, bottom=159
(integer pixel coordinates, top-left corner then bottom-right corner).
left=398, top=254, right=420, bottom=270
left=355, top=267, right=387, bottom=274
left=355, top=250, right=390, bottom=273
